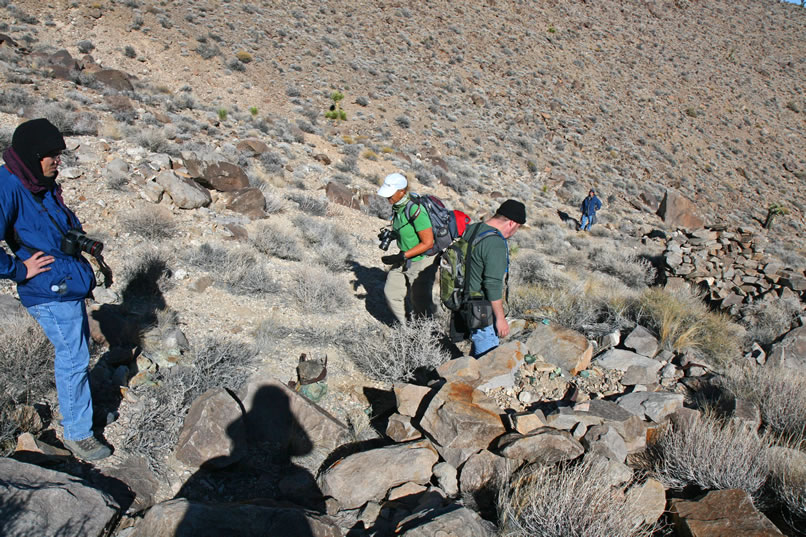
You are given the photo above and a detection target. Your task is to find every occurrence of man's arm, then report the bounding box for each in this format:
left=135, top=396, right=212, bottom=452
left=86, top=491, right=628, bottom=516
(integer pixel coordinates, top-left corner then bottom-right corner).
left=491, top=298, right=509, bottom=338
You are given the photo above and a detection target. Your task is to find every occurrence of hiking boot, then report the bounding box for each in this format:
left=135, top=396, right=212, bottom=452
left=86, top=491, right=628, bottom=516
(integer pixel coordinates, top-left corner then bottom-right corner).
left=64, top=436, right=112, bottom=461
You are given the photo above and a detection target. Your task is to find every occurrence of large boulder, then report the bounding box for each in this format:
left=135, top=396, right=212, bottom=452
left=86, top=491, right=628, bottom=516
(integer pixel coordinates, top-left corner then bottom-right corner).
left=458, top=449, right=508, bottom=496
left=625, top=478, right=667, bottom=527
left=394, top=383, right=432, bottom=418
left=657, top=190, right=705, bottom=230
left=582, top=424, right=628, bottom=463
left=526, top=323, right=592, bottom=375
left=617, top=391, right=685, bottom=423
left=623, top=325, right=660, bottom=357
left=156, top=170, right=212, bottom=209
left=325, top=181, right=359, bottom=209
left=318, top=439, right=438, bottom=509
left=436, top=341, right=527, bottom=391
left=595, top=349, right=662, bottom=386
left=130, top=498, right=342, bottom=537
left=768, top=325, right=806, bottom=372
left=93, top=69, right=135, bottom=92
left=669, top=489, right=784, bottom=537
left=197, top=161, right=250, bottom=192
left=496, top=428, right=584, bottom=465
left=224, top=187, right=267, bottom=219
left=419, top=381, right=506, bottom=468
left=239, top=380, right=350, bottom=456
left=175, top=387, right=246, bottom=469
left=0, top=458, right=123, bottom=537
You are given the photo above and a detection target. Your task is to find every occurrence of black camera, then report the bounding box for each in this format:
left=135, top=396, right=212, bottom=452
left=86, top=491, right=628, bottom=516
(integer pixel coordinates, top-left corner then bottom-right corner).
left=378, top=228, right=397, bottom=251
left=61, top=229, right=103, bottom=257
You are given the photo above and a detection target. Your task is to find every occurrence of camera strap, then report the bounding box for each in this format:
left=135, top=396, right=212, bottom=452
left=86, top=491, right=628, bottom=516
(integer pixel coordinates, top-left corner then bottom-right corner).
left=10, top=191, right=72, bottom=256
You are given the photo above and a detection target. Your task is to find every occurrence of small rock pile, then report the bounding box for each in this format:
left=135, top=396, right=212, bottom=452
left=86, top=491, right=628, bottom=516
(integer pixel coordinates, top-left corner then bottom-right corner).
left=662, top=227, right=805, bottom=312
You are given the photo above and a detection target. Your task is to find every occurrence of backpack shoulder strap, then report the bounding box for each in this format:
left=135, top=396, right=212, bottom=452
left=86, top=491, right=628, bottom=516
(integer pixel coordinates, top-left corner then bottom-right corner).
left=404, top=195, right=422, bottom=223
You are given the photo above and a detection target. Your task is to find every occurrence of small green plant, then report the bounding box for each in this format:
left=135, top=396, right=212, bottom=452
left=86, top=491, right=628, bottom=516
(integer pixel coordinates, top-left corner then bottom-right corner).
left=526, top=160, right=538, bottom=174
left=249, top=106, right=258, bottom=116
left=363, top=150, right=378, bottom=161
left=325, top=91, right=347, bottom=120
left=235, top=50, right=253, bottom=63
left=548, top=25, right=557, bottom=33
left=217, top=108, right=227, bottom=121
left=764, top=203, right=790, bottom=230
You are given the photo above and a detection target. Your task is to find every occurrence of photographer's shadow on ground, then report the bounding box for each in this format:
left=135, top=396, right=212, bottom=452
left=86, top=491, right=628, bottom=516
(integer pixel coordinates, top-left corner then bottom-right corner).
left=170, top=385, right=326, bottom=537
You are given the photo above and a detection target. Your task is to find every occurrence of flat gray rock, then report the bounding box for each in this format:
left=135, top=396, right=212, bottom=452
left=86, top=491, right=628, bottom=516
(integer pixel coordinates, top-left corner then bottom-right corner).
left=0, top=458, right=121, bottom=537
left=617, top=391, right=684, bottom=422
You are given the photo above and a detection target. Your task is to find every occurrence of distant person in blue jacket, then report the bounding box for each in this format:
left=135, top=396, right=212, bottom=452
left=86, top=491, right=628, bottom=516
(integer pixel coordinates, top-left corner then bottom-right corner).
left=1, top=119, right=111, bottom=461
left=579, top=188, right=602, bottom=231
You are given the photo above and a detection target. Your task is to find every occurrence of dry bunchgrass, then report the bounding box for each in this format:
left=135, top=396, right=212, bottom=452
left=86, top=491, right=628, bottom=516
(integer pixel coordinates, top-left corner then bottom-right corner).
left=636, top=287, right=744, bottom=366
left=497, top=457, right=655, bottom=537
left=251, top=221, right=305, bottom=261
left=185, top=243, right=281, bottom=296
left=509, top=277, right=634, bottom=338
left=721, top=364, right=806, bottom=441
left=345, top=317, right=451, bottom=383
left=645, top=412, right=771, bottom=501
left=739, top=295, right=802, bottom=348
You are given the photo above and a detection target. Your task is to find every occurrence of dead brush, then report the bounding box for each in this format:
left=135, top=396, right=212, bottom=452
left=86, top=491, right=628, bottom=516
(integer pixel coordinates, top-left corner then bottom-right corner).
left=643, top=411, right=771, bottom=501
left=498, top=456, right=655, bottom=537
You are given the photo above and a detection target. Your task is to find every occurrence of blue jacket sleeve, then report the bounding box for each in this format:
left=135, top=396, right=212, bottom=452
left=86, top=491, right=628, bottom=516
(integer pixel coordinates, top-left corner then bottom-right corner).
left=0, top=206, right=28, bottom=283
left=595, top=197, right=602, bottom=211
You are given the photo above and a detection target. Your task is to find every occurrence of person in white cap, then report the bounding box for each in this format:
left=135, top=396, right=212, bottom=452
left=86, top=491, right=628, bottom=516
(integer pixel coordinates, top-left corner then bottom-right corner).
left=376, top=173, right=436, bottom=324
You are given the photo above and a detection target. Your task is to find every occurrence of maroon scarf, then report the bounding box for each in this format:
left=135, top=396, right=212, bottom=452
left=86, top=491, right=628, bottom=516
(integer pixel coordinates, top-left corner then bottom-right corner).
left=2, top=147, right=65, bottom=205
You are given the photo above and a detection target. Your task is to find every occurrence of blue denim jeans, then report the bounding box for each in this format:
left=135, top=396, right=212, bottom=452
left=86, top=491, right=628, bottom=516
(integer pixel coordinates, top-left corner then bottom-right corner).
left=580, top=214, right=593, bottom=231
left=27, top=300, right=93, bottom=441
left=471, top=325, right=499, bottom=358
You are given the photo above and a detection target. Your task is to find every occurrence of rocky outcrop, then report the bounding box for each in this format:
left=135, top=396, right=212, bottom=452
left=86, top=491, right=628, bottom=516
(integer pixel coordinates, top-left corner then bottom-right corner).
left=318, top=439, right=438, bottom=509
left=0, top=458, right=123, bottom=537
left=156, top=169, right=212, bottom=209
left=669, top=489, right=784, bottom=537
left=657, top=189, right=705, bottom=230
left=526, top=323, right=592, bottom=376
left=130, top=498, right=342, bottom=537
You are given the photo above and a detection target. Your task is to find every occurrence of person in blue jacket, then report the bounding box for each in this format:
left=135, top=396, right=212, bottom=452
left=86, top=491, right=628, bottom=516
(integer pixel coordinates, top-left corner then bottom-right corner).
left=0, top=119, right=110, bottom=460
left=579, top=188, right=602, bottom=231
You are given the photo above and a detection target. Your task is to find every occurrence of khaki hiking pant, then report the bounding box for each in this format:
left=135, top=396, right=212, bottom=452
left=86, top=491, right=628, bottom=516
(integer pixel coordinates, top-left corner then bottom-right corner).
left=384, top=256, right=437, bottom=324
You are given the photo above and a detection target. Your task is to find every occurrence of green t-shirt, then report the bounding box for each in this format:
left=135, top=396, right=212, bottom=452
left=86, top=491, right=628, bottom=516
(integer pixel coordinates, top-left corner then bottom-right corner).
left=392, top=197, right=432, bottom=262
left=466, top=222, right=508, bottom=302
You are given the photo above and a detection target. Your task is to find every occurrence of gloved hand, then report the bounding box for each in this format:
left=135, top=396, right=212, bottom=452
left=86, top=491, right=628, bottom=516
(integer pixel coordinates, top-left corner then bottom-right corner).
left=381, top=251, right=406, bottom=267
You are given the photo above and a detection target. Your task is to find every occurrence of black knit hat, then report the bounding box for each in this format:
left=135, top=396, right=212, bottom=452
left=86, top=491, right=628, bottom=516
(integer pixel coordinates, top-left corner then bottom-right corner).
left=495, top=199, right=526, bottom=224
left=12, top=118, right=66, bottom=161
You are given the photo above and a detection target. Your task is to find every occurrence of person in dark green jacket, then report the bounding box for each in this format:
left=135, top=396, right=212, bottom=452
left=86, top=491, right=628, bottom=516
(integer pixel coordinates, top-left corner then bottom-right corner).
left=465, top=199, right=525, bottom=357
left=377, top=173, right=437, bottom=324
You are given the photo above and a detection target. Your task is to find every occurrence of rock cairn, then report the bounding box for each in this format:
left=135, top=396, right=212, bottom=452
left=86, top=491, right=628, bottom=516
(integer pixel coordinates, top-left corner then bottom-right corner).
left=662, top=227, right=805, bottom=313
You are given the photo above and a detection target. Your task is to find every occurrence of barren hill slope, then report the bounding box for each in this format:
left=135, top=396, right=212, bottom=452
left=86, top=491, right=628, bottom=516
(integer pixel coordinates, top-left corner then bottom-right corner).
left=3, top=0, right=805, bottom=234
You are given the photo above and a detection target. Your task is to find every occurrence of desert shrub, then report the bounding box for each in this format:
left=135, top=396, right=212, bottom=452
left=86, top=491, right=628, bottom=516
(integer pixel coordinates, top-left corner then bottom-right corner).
left=222, top=256, right=282, bottom=296
left=361, top=193, right=393, bottom=220
left=721, top=364, right=806, bottom=440
left=185, top=243, right=230, bottom=273
left=395, top=115, right=411, bottom=129
left=129, top=128, right=173, bottom=153
left=498, top=457, right=655, bottom=537
left=262, top=192, right=288, bottom=214
left=645, top=412, right=771, bottom=500
left=228, top=58, right=246, bottom=72
left=588, top=246, right=656, bottom=289
left=256, top=316, right=347, bottom=353
left=345, top=317, right=450, bottom=383
left=121, top=337, right=257, bottom=472
left=235, top=50, right=253, bottom=63
left=289, top=265, right=351, bottom=313
left=768, top=445, right=806, bottom=527
left=259, top=151, right=285, bottom=174
left=121, top=206, right=177, bottom=241
left=251, top=221, right=304, bottom=261
left=123, top=45, right=136, bottom=58
left=0, top=127, right=12, bottom=150
left=510, top=278, right=633, bottom=338
left=286, top=192, right=329, bottom=216
left=739, top=296, right=801, bottom=347
left=40, top=102, right=98, bottom=136
left=511, top=250, right=561, bottom=287
left=635, top=287, right=743, bottom=366
left=194, top=42, right=220, bottom=59
left=0, top=313, right=54, bottom=456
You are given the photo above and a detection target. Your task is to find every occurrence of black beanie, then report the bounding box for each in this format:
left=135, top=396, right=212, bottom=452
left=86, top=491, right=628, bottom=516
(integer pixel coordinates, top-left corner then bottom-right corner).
left=11, top=118, right=66, bottom=187
left=495, top=199, right=526, bottom=225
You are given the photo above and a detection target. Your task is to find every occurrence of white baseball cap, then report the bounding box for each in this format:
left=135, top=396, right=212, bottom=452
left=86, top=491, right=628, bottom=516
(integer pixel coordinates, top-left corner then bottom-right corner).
left=377, top=173, right=407, bottom=197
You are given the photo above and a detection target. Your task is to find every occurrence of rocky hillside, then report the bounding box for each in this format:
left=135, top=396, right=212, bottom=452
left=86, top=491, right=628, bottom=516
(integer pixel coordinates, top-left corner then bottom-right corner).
left=1, top=1, right=805, bottom=536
